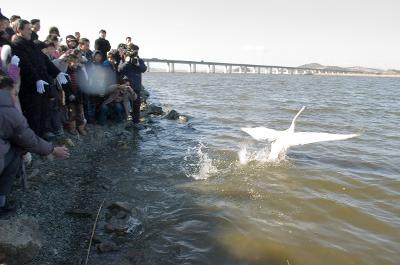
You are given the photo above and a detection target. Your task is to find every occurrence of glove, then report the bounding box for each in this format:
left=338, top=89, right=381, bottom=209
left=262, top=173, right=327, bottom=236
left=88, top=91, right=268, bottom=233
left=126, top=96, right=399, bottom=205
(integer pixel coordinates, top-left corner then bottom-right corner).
left=68, top=95, right=76, bottom=101
left=36, top=80, right=49, bottom=94
left=11, top=55, right=20, bottom=66
left=56, top=72, right=69, bottom=85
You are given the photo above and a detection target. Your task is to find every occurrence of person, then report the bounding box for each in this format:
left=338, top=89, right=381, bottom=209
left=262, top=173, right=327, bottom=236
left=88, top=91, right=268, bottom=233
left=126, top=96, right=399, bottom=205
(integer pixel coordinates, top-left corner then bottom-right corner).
left=84, top=50, right=111, bottom=123
left=98, top=77, right=136, bottom=125
left=0, top=30, right=20, bottom=84
left=49, top=26, right=60, bottom=37
left=30, top=19, right=40, bottom=41
left=35, top=40, right=64, bottom=138
left=12, top=19, right=68, bottom=137
left=45, top=34, right=61, bottom=58
left=118, top=44, right=147, bottom=123
left=64, top=54, right=87, bottom=135
left=5, top=15, right=20, bottom=40
left=78, top=37, right=93, bottom=62
left=0, top=74, right=70, bottom=216
left=94, top=29, right=111, bottom=60
left=74, top=32, right=80, bottom=42
left=126, top=36, right=132, bottom=45
left=65, top=34, right=78, bottom=50
left=0, top=9, right=9, bottom=32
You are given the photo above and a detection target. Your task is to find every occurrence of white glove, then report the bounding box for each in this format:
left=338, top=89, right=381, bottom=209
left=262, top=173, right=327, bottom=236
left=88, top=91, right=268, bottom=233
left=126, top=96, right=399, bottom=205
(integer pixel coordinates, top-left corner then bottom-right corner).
left=11, top=55, right=20, bottom=66
left=56, top=72, right=69, bottom=85
left=36, top=80, right=49, bottom=94
left=68, top=95, right=76, bottom=101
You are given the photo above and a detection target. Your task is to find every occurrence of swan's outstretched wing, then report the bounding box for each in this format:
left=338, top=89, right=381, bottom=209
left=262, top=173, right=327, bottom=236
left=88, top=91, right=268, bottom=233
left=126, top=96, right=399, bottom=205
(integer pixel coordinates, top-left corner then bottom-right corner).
left=288, top=132, right=359, bottom=146
left=241, top=127, right=281, bottom=141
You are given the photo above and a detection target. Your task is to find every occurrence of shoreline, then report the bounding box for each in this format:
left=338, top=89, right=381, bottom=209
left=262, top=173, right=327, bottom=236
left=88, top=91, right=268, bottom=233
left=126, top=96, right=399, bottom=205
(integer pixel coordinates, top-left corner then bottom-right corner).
left=144, top=70, right=400, bottom=78
left=2, top=87, right=186, bottom=264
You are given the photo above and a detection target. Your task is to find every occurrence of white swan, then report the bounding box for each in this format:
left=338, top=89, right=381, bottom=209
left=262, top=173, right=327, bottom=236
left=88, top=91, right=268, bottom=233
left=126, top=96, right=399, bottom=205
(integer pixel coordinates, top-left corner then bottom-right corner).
left=241, top=106, right=359, bottom=161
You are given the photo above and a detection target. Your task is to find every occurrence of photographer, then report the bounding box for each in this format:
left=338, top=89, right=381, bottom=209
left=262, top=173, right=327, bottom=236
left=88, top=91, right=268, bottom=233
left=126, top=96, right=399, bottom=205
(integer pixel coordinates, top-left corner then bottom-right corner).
left=118, top=44, right=147, bottom=123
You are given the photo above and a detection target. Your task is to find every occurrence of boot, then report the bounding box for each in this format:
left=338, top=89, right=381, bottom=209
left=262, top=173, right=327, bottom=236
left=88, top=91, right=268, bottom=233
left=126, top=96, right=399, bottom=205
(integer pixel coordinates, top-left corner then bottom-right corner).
left=67, top=120, right=78, bottom=135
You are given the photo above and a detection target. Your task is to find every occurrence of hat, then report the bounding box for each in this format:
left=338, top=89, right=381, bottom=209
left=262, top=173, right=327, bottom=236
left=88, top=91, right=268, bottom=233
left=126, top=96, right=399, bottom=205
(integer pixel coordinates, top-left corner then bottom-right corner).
left=65, top=35, right=77, bottom=42
left=49, top=26, right=60, bottom=37
left=0, top=9, right=9, bottom=21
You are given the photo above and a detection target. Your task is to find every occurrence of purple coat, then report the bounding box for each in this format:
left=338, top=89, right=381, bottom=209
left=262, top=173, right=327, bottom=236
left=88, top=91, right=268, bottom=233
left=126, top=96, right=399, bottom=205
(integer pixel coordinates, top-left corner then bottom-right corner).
left=0, top=90, right=53, bottom=163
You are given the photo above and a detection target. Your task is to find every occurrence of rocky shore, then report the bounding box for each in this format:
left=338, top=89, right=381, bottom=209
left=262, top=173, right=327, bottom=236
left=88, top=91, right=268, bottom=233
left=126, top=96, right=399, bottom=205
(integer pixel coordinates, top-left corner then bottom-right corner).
left=0, top=88, right=188, bottom=265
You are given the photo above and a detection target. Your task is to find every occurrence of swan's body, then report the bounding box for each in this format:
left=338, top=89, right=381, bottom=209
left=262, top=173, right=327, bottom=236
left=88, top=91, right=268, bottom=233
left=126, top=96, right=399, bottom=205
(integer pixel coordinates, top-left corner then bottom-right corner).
left=241, top=107, right=359, bottom=161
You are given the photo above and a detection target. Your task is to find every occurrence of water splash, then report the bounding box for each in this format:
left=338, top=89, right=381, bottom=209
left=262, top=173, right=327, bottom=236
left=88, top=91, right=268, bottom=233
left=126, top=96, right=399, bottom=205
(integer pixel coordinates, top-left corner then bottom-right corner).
left=184, top=142, right=217, bottom=180
left=238, top=144, right=272, bottom=165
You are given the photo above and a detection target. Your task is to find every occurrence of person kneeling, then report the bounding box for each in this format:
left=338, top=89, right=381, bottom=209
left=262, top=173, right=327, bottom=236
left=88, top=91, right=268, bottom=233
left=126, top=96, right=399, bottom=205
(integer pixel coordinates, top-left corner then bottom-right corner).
left=0, top=74, right=70, bottom=216
left=98, top=77, right=136, bottom=126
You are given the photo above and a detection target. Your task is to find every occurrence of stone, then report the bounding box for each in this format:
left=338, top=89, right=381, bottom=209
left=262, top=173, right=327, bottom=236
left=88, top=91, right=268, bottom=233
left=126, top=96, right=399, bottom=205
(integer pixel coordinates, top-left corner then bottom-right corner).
left=65, top=210, right=92, bottom=218
left=146, top=104, right=164, bottom=115
left=0, top=215, right=41, bottom=265
left=107, top=202, right=132, bottom=213
left=104, top=223, right=115, bottom=233
left=63, top=138, right=75, bottom=147
left=164, top=110, right=180, bottom=120
left=96, top=242, right=118, bottom=253
left=178, top=115, right=189, bottom=123
left=28, top=168, right=40, bottom=180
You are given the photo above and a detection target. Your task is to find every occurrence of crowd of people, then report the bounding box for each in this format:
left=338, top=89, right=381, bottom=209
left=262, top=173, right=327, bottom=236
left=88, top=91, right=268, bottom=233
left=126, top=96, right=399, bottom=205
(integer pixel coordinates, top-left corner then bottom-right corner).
left=0, top=8, right=147, bottom=216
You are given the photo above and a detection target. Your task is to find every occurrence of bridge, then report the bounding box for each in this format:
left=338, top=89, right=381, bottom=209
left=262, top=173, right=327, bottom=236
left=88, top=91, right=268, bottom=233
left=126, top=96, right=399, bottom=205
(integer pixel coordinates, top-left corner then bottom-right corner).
left=141, top=58, right=352, bottom=75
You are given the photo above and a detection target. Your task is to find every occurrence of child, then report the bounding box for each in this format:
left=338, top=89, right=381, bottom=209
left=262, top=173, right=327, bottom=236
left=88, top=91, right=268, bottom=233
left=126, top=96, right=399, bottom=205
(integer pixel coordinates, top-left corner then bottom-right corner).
left=64, top=54, right=87, bottom=135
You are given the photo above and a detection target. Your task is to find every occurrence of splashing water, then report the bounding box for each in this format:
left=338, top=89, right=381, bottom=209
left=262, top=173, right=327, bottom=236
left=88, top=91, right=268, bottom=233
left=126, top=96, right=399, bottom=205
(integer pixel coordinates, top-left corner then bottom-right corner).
left=184, top=142, right=217, bottom=180
left=238, top=144, right=272, bottom=165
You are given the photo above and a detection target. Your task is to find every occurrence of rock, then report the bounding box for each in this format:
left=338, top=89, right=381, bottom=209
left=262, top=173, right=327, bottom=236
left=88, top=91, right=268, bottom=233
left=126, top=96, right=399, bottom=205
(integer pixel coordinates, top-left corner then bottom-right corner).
left=164, top=110, right=180, bottom=120
left=63, top=138, right=75, bottom=147
left=140, top=87, right=150, bottom=100
left=140, top=102, right=148, bottom=112
left=146, top=104, right=164, bottom=115
left=28, top=168, right=40, bottom=180
left=65, top=210, right=93, bottom=218
left=115, top=211, right=127, bottom=219
left=107, top=202, right=132, bottom=213
left=96, top=242, right=118, bottom=253
left=0, top=215, right=41, bottom=265
left=104, top=223, right=115, bottom=233
left=100, top=184, right=111, bottom=191
left=125, top=249, right=145, bottom=263
left=178, top=115, right=189, bottom=123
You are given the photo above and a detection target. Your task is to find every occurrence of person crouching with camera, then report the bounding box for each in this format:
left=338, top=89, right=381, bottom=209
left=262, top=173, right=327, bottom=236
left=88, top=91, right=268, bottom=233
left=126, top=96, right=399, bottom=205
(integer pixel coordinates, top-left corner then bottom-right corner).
left=118, top=44, right=147, bottom=124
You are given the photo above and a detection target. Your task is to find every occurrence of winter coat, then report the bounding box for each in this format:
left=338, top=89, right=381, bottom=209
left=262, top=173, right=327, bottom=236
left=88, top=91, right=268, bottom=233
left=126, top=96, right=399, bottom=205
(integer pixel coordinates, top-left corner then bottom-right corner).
left=64, top=67, right=85, bottom=104
left=0, top=45, right=20, bottom=83
left=0, top=90, right=53, bottom=165
left=94, top=38, right=111, bottom=60
left=118, top=58, right=147, bottom=93
left=11, top=36, right=60, bottom=97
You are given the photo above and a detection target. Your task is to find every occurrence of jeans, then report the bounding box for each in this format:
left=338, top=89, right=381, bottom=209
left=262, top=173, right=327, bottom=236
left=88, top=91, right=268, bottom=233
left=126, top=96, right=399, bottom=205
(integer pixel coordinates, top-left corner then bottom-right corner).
left=98, top=103, right=124, bottom=126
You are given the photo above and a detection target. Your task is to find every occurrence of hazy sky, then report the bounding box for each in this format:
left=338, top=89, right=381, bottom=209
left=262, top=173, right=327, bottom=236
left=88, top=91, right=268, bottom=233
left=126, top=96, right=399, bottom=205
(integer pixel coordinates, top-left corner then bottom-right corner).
left=2, top=0, right=399, bottom=69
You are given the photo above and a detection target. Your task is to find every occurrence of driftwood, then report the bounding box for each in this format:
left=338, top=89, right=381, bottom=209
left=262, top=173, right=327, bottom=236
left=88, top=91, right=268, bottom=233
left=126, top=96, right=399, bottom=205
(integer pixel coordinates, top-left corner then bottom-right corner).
left=84, top=199, right=105, bottom=265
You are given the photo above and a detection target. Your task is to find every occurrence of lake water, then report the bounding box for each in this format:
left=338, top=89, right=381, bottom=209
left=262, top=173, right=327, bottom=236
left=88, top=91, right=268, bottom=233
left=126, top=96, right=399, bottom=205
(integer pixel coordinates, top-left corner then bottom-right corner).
left=105, top=73, right=400, bottom=265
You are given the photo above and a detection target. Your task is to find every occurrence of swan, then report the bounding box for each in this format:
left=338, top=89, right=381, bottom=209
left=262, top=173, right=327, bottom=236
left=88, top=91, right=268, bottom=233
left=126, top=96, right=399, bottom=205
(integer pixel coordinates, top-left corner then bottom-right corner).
left=241, top=107, right=359, bottom=161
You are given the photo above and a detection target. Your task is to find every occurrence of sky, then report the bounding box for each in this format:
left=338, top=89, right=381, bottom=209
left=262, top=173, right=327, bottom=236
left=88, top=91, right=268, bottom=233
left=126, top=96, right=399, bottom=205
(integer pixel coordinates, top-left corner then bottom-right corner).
left=1, top=0, right=399, bottom=69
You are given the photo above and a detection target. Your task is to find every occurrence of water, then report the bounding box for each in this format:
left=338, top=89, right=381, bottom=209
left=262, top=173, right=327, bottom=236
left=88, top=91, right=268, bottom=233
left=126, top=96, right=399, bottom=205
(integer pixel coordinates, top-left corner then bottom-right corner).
left=109, top=73, right=400, bottom=265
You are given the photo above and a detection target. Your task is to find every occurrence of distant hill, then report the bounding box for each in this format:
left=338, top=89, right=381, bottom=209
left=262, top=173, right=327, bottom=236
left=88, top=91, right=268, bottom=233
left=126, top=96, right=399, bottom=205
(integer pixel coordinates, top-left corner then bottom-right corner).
left=298, top=63, right=399, bottom=75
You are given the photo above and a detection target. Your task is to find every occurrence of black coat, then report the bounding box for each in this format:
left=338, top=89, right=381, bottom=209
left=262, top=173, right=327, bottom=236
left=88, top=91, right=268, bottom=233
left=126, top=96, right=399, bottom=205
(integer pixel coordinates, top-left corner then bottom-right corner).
left=12, top=36, right=60, bottom=97
left=94, top=38, right=111, bottom=60
left=118, top=58, right=147, bottom=93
